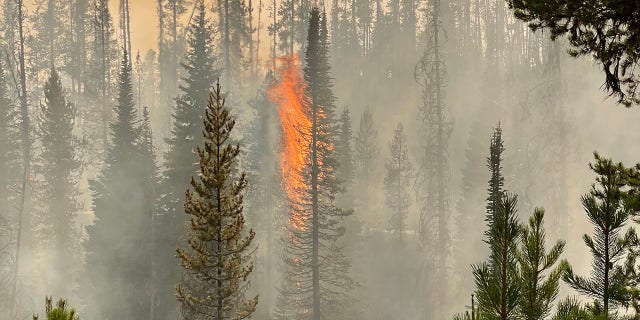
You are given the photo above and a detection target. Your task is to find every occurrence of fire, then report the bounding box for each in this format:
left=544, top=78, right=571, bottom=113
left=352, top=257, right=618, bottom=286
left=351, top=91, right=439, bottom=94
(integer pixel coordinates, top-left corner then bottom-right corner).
left=267, top=54, right=312, bottom=231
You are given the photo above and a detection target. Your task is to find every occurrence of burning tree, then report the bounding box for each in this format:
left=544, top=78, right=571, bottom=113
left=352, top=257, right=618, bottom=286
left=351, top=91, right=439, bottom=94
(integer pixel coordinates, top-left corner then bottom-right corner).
left=176, top=82, right=258, bottom=320
left=269, top=8, right=353, bottom=320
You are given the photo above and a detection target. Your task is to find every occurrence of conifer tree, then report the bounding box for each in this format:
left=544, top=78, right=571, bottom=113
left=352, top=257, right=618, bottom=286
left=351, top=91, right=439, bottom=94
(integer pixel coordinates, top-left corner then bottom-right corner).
left=245, top=72, right=278, bottom=317
left=0, top=54, right=20, bottom=317
left=275, top=8, right=353, bottom=320
left=454, top=118, right=491, bottom=297
left=415, top=0, right=452, bottom=316
left=270, top=0, right=310, bottom=55
left=157, top=2, right=220, bottom=317
left=517, top=209, right=566, bottom=320
left=336, top=107, right=354, bottom=187
left=29, top=0, right=70, bottom=81
left=176, top=81, right=258, bottom=320
left=473, top=125, right=521, bottom=320
left=354, top=107, right=378, bottom=179
left=33, top=297, right=79, bottom=320
left=384, top=122, right=412, bottom=241
left=563, top=154, right=637, bottom=317
left=218, top=0, right=254, bottom=90
left=82, top=51, right=154, bottom=320
left=35, top=68, right=82, bottom=299
left=474, top=193, right=521, bottom=320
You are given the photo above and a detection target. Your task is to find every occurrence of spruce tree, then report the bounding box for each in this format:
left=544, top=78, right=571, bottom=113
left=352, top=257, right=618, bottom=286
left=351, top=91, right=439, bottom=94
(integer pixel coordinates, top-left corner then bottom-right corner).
left=473, top=125, right=521, bottom=320
left=384, top=122, right=412, bottom=241
left=275, top=8, right=353, bottom=320
left=82, top=51, right=154, bottom=320
left=157, top=2, right=220, bottom=318
left=563, top=154, right=637, bottom=317
left=0, top=54, right=20, bottom=316
left=176, top=81, right=258, bottom=320
left=35, top=68, right=82, bottom=299
left=517, top=209, right=566, bottom=320
left=336, top=107, right=354, bottom=187
left=218, top=0, right=254, bottom=90
left=354, top=107, right=378, bottom=178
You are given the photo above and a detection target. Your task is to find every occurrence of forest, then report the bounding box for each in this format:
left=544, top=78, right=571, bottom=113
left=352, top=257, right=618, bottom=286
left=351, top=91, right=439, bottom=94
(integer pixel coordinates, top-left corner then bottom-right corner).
left=1, top=0, right=640, bottom=319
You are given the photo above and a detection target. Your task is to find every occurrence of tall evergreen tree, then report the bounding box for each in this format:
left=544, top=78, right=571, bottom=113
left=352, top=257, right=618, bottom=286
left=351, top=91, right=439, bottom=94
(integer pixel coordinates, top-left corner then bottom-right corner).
left=29, top=0, right=70, bottom=82
left=0, top=54, right=20, bottom=317
left=415, top=0, right=452, bottom=316
left=157, top=2, right=220, bottom=318
left=275, top=8, right=353, bottom=320
left=218, top=0, right=254, bottom=90
left=473, top=125, right=521, bottom=320
left=474, top=193, right=521, bottom=320
left=384, top=122, right=412, bottom=241
left=176, top=82, right=258, bottom=320
left=35, top=68, right=82, bottom=299
left=563, top=154, right=637, bottom=317
left=82, top=51, right=154, bottom=320
left=336, top=107, right=354, bottom=188
left=354, top=107, right=377, bottom=179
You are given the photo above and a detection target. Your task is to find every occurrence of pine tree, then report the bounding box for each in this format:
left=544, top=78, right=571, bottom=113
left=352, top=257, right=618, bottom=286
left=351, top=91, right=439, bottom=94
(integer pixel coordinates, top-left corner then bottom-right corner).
left=517, top=209, right=566, bottom=320
left=0, top=54, right=20, bottom=317
left=33, top=297, right=79, bottom=320
left=415, top=0, right=452, bottom=316
left=275, top=8, right=353, bottom=320
left=269, top=0, right=311, bottom=55
left=35, top=68, right=82, bottom=299
left=82, top=51, right=154, bottom=320
left=336, top=107, right=354, bottom=188
left=563, top=154, right=637, bottom=317
left=69, top=0, right=90, bottom=93
left=176, top=81, right=258, bottom=320
left=473, top=125, right=521, bottom=320
left=29, top=0, right=70, bottom=82
left=157, top=2, right=220, bottom=318
left=218, top=0, right=254, bottom=90
left=384, top=122, right=412, bottom=241
left=473, top=193, right=521, bottom=320
left=354, top=107, right=377, bottom=179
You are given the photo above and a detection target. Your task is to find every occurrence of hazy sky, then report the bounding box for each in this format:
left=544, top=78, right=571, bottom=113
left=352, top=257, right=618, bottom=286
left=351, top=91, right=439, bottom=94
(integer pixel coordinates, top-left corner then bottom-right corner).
left=110, top=0, right=159, bottom=54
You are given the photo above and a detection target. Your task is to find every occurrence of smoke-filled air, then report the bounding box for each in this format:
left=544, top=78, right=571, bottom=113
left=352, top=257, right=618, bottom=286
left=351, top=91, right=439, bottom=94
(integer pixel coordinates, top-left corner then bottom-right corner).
left=2, top=0, right=640, bottom=319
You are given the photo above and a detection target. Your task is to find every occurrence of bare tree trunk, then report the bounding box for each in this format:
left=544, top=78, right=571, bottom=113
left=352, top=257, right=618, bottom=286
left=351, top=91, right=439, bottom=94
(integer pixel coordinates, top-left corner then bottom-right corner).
left=11, top=0, right=29, bottom=315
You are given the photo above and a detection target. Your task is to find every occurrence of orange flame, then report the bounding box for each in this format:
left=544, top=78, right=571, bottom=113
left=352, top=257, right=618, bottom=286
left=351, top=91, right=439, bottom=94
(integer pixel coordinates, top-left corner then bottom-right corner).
left=267, top=54, right=311, bottom=231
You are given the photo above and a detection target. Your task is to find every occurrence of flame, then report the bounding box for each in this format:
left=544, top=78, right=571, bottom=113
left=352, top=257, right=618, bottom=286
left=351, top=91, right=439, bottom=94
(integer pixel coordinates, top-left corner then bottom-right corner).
left=267, top=54, right=311, bottom=232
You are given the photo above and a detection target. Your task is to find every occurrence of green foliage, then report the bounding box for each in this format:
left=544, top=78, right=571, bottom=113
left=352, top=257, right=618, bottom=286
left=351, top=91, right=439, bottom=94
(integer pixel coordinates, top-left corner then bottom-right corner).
left=505, top=0, right=640, bottom=106
left=516, top=209, right=566, bottom=320
left=176, top=81, right=257, bottom=320
left=563, top=154, right=638, bottom=315
left=552, top=297, right=602, bottom=320
left=33, top=297, right=78, bottom=320
left=157, top=2, right=220, bottom=317
left=474, top=193, right=521, bottom=320
left=36, top=68, right=82, bottom=297
left=384, top=122, right=412, bottom=241
left=82, top=51, right=156, bottom=319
